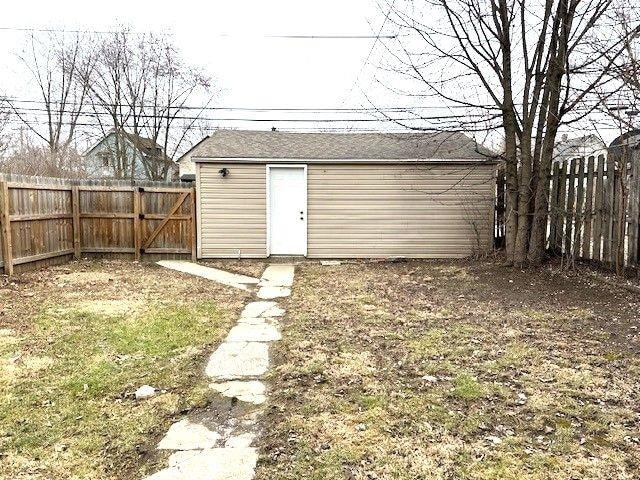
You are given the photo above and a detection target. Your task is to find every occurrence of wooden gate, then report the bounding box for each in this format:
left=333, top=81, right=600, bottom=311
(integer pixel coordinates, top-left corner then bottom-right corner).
left=0, top=175, right=196, bottom=275
left=137, top=187, right=196, bottom=260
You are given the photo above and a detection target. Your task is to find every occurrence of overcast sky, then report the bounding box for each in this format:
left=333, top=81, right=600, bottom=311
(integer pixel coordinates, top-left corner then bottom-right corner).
left=0, top=0, right=408, bottom=137
left=0, top=0, right=625, bottom=150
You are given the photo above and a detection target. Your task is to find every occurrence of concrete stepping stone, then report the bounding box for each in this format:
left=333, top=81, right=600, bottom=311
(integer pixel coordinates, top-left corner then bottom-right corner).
left=157, top=419, right=220, bottom=450
left=257, top=286, right=291, bottom=299
left=226, top=323, right=281, bottom=342
left=206, top=342, right=269, bottom=380
left=225, top=433, right=255, bottom=448
left=210, top=380, right=266, bottom=404
left=258, top=264, right=295, bottom=287
left=261, top=304, right=285, bottom=318
left=240, top=301, right=278, bottom=318
left=156, top=261, right=259, bottom=291
left=144, top=447, right=257, bottom=480
left=237, top=317, right=269, bottom=326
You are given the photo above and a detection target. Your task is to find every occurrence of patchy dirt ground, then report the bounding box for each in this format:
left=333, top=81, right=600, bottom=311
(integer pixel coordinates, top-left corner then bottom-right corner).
left=257, top=259, right=640, bottom=480
left=201, top=259, right=270, bottom=279
left=0, top=259, right=260, bottom=480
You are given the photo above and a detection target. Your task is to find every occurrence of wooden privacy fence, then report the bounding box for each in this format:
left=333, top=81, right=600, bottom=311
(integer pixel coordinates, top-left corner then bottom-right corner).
left=547, top=151, right=640, bottom=269
left=0, top=175, right=196, bottom=275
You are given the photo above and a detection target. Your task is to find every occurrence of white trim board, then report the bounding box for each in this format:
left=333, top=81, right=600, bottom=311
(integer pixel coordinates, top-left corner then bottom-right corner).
left=195, top=162, right=202, bottom=259
left=194, top=157, right=495, bottom=165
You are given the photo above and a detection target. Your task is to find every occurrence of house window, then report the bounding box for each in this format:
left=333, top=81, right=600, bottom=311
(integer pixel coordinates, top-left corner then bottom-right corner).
left=98, top=151, right=111, bottom=167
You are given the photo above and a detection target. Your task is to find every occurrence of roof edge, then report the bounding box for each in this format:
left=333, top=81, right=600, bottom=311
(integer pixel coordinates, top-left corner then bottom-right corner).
left=192, top=156, right=499, bottom=164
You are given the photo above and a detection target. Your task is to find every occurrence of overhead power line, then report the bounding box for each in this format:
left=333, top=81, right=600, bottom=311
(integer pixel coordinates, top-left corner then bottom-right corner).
left=2, top=97, right=499, bottom=111
left=0, top=26, right=399, bottom=39
left=5, top=105, right=496, bottom=123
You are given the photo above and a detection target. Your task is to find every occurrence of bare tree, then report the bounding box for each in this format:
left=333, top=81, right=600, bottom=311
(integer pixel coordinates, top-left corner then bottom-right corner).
left=0, top=98, right=10, bottom=157
left=9, top=32, right=94, bottom=161
left=87, top=30, right=213, bottom=181
left=0, top=134, right=86, bottom=178
left=383, top=0, right=639, bottom=265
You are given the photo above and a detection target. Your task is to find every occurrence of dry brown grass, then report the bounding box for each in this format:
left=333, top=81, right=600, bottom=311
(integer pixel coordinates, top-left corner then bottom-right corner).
left=257, top=260, right=640, bottom=480
left=0, top=259, right=256, bottom=479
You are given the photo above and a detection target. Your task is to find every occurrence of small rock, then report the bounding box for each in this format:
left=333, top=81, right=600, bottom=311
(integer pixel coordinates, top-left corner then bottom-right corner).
left=486, top=435, right=502, bottom=444
left=135, top=385, right=156, bottom=399
left=422, top=375, right=438, bottom=383
left=356, top=423, right=367, bottom=431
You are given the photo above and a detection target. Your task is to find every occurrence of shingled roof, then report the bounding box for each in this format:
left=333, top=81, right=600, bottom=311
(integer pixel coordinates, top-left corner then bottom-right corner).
left=190, top=129, right=495, bottom=162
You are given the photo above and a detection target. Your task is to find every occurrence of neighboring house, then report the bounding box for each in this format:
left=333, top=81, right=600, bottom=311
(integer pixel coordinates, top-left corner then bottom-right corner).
left=177, top=135, right=210, bottom=182
left=553, top=134, right=607, bottom=163
left=608, top=129, right=640, bottom=161
left=191, top=129, right=499, bottom=259
left=83, top=131, right=178, bottom=181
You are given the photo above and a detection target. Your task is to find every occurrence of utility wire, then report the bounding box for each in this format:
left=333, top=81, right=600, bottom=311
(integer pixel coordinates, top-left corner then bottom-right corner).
left=2, top=97, right=501, bottom=111
left=0, top=26, right=399, bottom=39
left=4, top=106, right=495, bottom=122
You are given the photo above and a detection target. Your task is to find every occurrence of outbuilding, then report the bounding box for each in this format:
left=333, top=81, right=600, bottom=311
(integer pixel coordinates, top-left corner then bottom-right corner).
left=191, top=129, right=498, bottom=259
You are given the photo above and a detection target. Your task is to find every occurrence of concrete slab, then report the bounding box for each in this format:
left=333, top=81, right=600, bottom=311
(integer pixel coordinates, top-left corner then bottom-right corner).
left=225, top=433, right=256, bottom=448
left=236, top=317, right=268, bottom=325
left=240, top=301, right=278, bottom=318
left=210, top=380, right=266, bottom=405
left=144, top=447, right=257, bottom=480
left=157, top=419, right=220, bottom=450
left=156, top=261, right=259, bottom=291
left=257, top=286, right=291, bottom=299
left=258, top=264, right=295, bottom=287
left=206, top=342, right=269, bottom=380
left=226, top=323, right=281, bottom=343
left=261, top=304, right=285, bottom=318
left=320, top=260, right=342, bottom=266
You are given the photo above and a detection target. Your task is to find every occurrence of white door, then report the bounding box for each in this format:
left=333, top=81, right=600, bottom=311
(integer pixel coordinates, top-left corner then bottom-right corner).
left=268, top=166, right=307, bottom=255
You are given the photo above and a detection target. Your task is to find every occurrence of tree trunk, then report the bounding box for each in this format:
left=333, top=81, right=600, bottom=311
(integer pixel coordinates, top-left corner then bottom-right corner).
left=513, top=133, right=534, bottom=266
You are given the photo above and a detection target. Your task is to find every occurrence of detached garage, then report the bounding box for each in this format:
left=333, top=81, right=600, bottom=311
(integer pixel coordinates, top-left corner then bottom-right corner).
left=192, top=129, right=498, bottom=259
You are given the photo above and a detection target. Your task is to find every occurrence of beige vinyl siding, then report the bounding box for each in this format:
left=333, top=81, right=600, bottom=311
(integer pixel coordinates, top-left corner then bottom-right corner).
left=198, top=163, right=267, bottom=258
left=307, top=164, right=496, bottom=258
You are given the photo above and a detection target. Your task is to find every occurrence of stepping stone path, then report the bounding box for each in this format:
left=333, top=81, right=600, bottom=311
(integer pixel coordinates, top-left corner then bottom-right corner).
left=144, top=264, right=294, bottom=480
left=156, top=260, right=260, bottom=291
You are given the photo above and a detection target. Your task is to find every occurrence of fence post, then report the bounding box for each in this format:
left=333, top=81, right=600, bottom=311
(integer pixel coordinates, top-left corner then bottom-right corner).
left=554, top=161, right=568, bottom=254
left=133, top=187, right=141, bottom=262
left=582, top=156, right=595, bottom=259
left=0, top=181, right=13, bottom=275
left=593, top=155, right=605, bottom=261
left=573, top=157, right=585, bottom=258
left=191, top=187, right=197, bottom=261
left=564, top=158, right=577, bottom=257
left=629, top=150, right=640, bottom=266
left=72, top=186, right=81, bottom=259
left=603, top=154, right=615, bottom=264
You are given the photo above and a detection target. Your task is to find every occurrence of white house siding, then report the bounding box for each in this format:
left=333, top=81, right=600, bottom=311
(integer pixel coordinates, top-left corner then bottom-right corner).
left=197, top=161, right=496, bottom=259
left=197, top=163, right=267, bottom=258
left=306, top=164, right=496, bottom=258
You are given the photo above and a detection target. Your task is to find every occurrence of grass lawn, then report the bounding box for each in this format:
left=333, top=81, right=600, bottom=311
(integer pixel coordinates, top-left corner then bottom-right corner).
left=257, top=260, right=640, bottom=480
left=0, top=260, right=252, bottom=479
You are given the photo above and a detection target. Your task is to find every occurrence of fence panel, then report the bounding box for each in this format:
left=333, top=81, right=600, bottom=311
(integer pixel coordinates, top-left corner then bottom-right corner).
left=0, top=174, right=196, bottom=274
left=547, top=150, right=640, bottom=271
left=582, top=156, right=595, bottom=259
left=629, top=155, right=640, bottom=265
